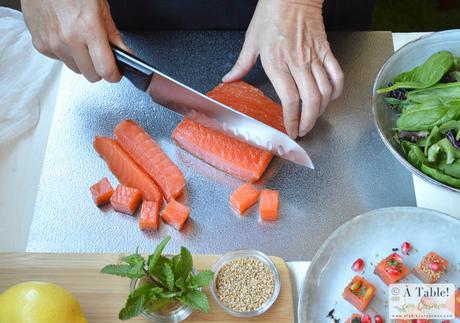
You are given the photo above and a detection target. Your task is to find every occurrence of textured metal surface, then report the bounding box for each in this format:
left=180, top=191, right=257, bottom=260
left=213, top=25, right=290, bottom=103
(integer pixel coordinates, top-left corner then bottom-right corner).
left=28, top=31, right=416, bottom=260
left=373, top=30, right=460, bottom=193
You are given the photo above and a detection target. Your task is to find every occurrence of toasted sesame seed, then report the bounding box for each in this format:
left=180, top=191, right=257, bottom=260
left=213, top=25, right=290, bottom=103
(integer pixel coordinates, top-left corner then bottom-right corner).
left=215, top=257, right=275, bottom=312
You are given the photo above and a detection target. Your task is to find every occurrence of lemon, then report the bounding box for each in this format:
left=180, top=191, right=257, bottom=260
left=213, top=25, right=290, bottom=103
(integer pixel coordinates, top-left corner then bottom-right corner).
left=0, top=281, right=88, bottom=323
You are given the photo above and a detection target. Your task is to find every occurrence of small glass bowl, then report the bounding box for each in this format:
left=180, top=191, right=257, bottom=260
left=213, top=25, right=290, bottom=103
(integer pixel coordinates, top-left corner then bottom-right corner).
left=130, top=267, right=199, bottom=323
left=210, top=249, right=281, bottom=317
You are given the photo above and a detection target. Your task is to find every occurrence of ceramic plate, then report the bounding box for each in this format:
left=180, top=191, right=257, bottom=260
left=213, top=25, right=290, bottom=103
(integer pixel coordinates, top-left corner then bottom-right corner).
left=298, top=207, right=460, bottom=322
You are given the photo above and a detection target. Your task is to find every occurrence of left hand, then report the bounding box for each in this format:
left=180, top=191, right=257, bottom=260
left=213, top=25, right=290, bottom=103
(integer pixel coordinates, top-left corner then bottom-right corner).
left=223, top=0, right=344, bottom=138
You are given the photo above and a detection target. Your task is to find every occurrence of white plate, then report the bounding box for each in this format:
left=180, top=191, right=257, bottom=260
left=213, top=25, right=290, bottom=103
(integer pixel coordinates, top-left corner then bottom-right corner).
left=298, top=207, right=460, bottom=322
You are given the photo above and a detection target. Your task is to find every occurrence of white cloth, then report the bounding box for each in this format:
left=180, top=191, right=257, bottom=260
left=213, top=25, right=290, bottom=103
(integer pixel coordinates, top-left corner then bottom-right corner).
left=0, top=7, right=59, bottom=145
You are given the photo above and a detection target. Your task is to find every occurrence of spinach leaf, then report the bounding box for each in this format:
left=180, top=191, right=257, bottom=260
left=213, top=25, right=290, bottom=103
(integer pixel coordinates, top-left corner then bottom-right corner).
left=407, top=82, right=460, bottom=103
left=396, top=100, right=460, bottom=131
left=438, top=159, right=460, bottom=179
left=401, top=141, right=427, bottom=168
left=427, top=138, right=460, bottom=164
left=378, top=51, right=453, bottom=93
left=439, top=120, right=460, bottom=140
left=420, top=164, right=460, bottom=188
left=424, top=126, right=442, bottom=155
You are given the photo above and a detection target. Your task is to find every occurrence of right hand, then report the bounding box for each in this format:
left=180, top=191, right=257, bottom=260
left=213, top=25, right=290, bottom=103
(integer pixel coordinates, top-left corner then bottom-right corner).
left=21, top=0, right=129, bottom=83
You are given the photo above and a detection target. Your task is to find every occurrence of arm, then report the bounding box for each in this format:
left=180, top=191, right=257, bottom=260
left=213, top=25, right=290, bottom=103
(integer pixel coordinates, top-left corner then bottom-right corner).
left=21, top=0, right=130, bottom=83
left=223, top=0, right=344, bottom=138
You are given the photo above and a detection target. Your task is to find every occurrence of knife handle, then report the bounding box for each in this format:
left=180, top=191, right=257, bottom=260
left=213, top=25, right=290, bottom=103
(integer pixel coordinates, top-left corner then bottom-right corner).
left=111, top=45, right=154, bottom=92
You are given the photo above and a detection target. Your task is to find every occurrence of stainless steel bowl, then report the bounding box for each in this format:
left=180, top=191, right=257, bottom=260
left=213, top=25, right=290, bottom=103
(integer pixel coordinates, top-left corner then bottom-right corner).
left=372, top=29, right=460, bottom=193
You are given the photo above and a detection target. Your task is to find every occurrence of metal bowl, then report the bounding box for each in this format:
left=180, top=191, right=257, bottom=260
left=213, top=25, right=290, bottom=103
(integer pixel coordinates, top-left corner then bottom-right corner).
left=372, top=29, right=460, bottom=193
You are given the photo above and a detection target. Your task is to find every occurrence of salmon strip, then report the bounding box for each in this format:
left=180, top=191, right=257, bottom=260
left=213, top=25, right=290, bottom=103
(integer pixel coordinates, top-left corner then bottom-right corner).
left=230, top=183, right=260, bottom=215
left=161, top=199, right=190, bottom=231
left=110, top=184, right=142, bottom=215
left=114, top=120, right=185, bottom=201
left=259, top=189, right=279, bottom=221
left=90, top=177, right=114, bottom=206
left=172, top=81, right=285, bottom=182
left=139, top=201, right=160, bottom=231
left=94, top=137, right=163, bottom=209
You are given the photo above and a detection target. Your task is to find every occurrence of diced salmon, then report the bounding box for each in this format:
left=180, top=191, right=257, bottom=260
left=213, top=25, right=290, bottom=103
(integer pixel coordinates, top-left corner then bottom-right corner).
left=94, top=137, right=163, bottom=209
left=139, top=201, right=160, bottom=231
left=259, top=189, right=279, bottom=221
left=90, top=177, right=114, bottom=206
left=114, top=120, right=186, bottom=201
left=345, top=314, right=361, bottom=323
left=110, top=184, right=142, bottom=215
left=161, top=199, right=190, bottom=231
left=374, top=253, right=410, bottom=286
left=412, top=251, right=448, bottom=283
left=230, top=183, right=260, bottom=214
left=172, top=81, right=285, bottom=182
left=342, top=276, right=376, bottom=312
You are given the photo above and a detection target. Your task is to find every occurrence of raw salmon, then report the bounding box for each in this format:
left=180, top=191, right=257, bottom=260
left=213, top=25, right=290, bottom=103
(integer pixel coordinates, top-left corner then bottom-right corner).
left=161, top=199, right=190, bottom=231
left=230, top=183, right=260, bottom=215
left=90, top=177, right=114, bottom=206
left=110, top=184, right=142, bottom=215
left=114, top=120, right=185, bottom=201
left=259, top=189, right=279, bottom=221
left=94, top=137, right=163, bottom=209
left=139, top=201, right=160, bottom=231
left=342, top=276, right=376, bottom=312
left=172, top=81, right=285, bottom=182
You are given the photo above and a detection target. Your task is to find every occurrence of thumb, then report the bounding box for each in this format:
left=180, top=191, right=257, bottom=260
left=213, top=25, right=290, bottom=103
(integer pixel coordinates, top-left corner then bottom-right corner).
left=222, top=41, right=258, bottom=82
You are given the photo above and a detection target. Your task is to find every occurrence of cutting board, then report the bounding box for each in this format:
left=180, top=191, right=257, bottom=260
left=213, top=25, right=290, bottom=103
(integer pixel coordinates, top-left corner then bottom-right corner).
left=0, top=253, right=294, bottom=322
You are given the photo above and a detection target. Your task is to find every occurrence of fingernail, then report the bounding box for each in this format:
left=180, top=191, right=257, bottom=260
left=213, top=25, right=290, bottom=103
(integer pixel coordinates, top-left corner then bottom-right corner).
left=222, top=71, right=233, bottom=82
left=289, top=129, right=299, bottom=139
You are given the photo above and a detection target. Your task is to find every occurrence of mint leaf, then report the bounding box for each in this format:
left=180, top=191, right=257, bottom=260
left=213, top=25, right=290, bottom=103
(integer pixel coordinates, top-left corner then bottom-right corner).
left=176, top=247, right=193, bottom=280
left=178, top=291, right=210, bottom=313
left=175, top=277, right=185, bottom=290
left=149, top=299, right=172, bottom=312
left=171, top=254, right=180, bottom=272
left=122, top=253, right=144, bottom=266
left=163, top=263, right=175, bottom=291
left=100, top=264, right=144, bottom=279
left=149, top=256, right=172, bottom=286
left=148, top=236, right=171, bottom=272
left=118, top=284, right=151, bottom=320
left=191, top=270, right=214, bottom=288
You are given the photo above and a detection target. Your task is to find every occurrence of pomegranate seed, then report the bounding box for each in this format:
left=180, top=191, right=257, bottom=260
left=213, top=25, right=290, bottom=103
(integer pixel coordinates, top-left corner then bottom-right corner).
left=361, top=314, right=372, bottom=323
left=374, top=314, right=384, bottom=323
left=428, top=262, right=442, bottom=272
left=352, top=258, right=365, bottom=272
left=401, top=241, right=411, bottom=255
left=389, top=253, right=403, bottom=262
left=441, top=320, right=451, bottom=323
left=386, top=265, right=400, bottom=275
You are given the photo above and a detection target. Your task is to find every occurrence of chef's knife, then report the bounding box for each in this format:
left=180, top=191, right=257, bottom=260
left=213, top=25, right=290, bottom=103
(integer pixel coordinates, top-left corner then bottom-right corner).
left=111, top=46, right=314, bottom=168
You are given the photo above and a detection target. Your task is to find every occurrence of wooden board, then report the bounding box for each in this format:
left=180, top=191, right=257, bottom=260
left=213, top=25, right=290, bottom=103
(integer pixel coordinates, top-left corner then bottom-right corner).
left=0, top=253, right=294, bottom=322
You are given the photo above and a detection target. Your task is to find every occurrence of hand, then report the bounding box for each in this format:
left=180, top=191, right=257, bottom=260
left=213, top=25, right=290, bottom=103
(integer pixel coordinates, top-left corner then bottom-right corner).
left=21, top=0, right=129, bottom=83
left=223, top=0, right=344, bottom=138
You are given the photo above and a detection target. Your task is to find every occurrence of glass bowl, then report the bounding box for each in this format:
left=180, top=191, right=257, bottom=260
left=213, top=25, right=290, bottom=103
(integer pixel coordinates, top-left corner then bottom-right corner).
left=210, top=249, right=281, bottom=317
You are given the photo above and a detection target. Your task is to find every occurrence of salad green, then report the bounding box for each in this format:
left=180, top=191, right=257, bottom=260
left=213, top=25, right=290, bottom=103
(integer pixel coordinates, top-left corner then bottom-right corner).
left=379, top=51, right=460, bottom=188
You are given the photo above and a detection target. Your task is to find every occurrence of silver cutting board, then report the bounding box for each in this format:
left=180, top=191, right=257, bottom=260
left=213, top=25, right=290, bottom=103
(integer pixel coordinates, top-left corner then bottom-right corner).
left=298, top=207, right=460, bottom=323
left=28, top=32, right=416, bottom=260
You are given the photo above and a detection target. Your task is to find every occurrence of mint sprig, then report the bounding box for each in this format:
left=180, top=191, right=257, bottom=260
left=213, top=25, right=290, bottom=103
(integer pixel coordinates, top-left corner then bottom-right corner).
left=100, top=236, right=214, bottom=320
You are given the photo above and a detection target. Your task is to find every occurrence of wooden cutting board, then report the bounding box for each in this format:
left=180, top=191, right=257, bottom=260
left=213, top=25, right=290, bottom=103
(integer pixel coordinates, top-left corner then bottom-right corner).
left=0, top=253, right=294, bottom=322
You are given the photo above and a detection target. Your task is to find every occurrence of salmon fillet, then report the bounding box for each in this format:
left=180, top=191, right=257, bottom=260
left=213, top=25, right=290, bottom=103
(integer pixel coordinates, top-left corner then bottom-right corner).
left=114, top=120, right=185, bottom=201
left=90, top=177, right=114, bottom=206
left=139, top=201, right=160, bottom=231
left=230, top=183, right=260, bottom=215
left=94, top=136, right=163, bottom=209
left=172, top=81, right=284, bottom=182
left=161, top=199, right=190, bottom=231
left=110, top=184, right=142, bottom=215
left=259, top=189, right=279, bottom=221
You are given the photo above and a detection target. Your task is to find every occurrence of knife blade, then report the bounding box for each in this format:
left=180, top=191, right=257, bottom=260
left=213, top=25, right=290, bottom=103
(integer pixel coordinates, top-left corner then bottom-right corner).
left=111, top=46, right=314, bottom=168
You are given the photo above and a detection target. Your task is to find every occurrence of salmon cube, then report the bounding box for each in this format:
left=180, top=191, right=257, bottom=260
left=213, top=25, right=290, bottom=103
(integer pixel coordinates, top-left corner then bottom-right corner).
left=374, top=253, right=410, bottom=286
left=342, top=276, right=376, bottom=312
left=90, top=177, right=114, bottom=206
left=110, top=184, right=142, bottom=215
left=456, top=288, right=460, bottom=318
left=345, top=314, right=362, bottom=323
left=230, top=183, right=260, bottom=214
left=259, top=189, right=279, bottom=221
left=139, top=201, right=160, bottom=231
left=161, top=199, right=190, bottom=231
left=412, top=252, right=448, bottom=283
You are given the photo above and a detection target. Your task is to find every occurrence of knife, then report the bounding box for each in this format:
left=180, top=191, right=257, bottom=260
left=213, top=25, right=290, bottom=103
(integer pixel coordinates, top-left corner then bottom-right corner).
left=111, top=45, right=314, bottom=168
